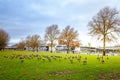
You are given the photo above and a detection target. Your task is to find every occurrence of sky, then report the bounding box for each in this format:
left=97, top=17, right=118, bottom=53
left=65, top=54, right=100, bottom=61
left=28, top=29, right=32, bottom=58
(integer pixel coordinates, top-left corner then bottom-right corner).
left=0, top=0, right=120, bottom=47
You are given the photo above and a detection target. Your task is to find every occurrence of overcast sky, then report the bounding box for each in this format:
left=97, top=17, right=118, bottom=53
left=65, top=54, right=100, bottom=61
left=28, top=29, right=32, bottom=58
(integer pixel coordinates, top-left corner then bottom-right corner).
left=0, top=0, right=120, bottom=47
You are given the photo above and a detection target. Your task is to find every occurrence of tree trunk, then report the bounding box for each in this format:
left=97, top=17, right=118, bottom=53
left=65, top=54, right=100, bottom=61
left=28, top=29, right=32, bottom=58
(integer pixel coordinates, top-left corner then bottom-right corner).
left=50, top=41, right=53, bottom=53
left=67, top=45, right=69, bottom=54
left=103, top=24, right=106, bottom=56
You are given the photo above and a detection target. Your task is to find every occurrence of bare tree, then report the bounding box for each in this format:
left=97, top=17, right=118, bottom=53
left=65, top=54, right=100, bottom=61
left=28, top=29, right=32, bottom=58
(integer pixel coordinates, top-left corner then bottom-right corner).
left=0, top=29, right=10, bottom=50
left=16, top=39, right=26, bottom=50
left=70, top=40, right=80, bottom=49
left=59, top=26, right=79, bottom=53
left=25, top=34, right=41, bottom=51
left=44, top=24, right=60, bottom=53
left=88, top=7, right=120, bottom=56
left=25, top=35, right=31, bottom=49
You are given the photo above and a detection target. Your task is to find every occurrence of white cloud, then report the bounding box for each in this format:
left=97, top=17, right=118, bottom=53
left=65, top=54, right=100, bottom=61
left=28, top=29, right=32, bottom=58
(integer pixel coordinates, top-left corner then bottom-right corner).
left=30, top=3, right=42, bottom=11
left=60, top=0, right=90, bottom=7
left=28, top=2, right=59, bottom=18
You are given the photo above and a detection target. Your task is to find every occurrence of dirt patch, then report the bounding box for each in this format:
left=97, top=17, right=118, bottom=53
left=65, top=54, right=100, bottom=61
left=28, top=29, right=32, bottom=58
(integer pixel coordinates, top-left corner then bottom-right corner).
left=49, top=70, right=73, bottom=76
left=99, top=73, right=120, bottom=80
left=49, top=70, right=84, bottom=76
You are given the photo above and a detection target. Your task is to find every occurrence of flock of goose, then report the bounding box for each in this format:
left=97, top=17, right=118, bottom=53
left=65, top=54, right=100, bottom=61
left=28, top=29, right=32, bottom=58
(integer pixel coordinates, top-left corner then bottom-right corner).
left=3, top=53, right=109, bottom=64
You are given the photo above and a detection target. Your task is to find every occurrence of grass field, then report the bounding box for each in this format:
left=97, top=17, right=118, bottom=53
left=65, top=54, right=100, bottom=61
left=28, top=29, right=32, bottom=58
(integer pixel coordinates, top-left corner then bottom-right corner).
left=0, top=50, right=120, bottom=80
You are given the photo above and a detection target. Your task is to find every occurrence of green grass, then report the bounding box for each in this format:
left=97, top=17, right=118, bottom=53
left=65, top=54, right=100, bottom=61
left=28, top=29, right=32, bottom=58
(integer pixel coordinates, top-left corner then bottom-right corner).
left=0, top=50, right=120, bottom=80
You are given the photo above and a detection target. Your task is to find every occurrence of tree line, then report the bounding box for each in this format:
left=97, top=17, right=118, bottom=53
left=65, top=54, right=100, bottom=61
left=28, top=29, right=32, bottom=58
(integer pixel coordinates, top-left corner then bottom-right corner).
left=16, top=25, right=80, bottom=53
left=0, top=6, right=120, bottom=56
